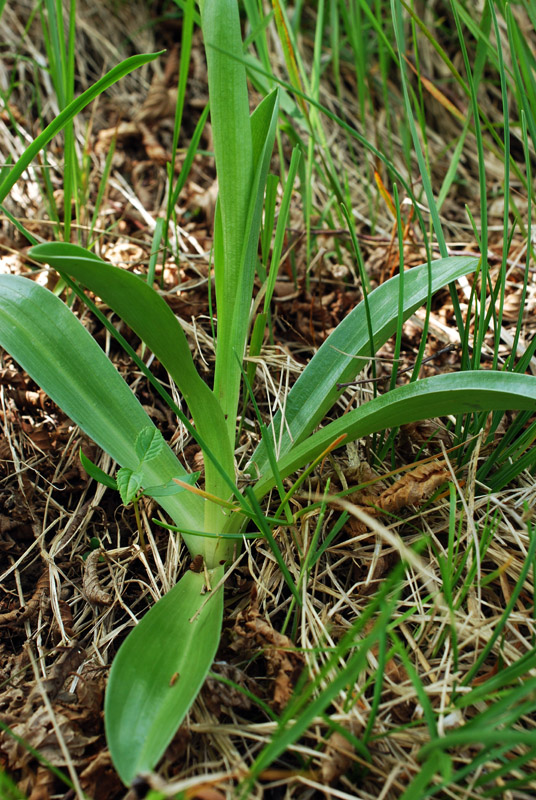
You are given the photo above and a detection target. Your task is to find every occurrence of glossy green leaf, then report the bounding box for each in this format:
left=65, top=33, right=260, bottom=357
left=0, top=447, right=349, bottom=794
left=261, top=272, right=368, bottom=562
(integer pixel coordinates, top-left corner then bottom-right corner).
left=105, top=567, right=224, bottom=786
left=250, top=255, right=479, bottom=477
left=0, top=275, right=206, bottom=551
left=254, top=370, right=536, bottom=497
left=28, top=242, right=235, bottom=537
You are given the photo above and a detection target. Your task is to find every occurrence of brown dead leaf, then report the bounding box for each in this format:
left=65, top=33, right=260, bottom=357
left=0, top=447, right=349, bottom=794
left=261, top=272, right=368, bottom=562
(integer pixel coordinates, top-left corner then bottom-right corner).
left=230, top=604, right=305, bottom=711
left=135, top=76, right=178, bottom=123
left=29, top=642, right=85, bottom=703
left=400, top=419, right=452, bottom=447
left=368, top=636, right=415, bottom=724
left=359, top=462, right=449, bottom=516
left=79, top=750, right=124, bottom=800
left=83, top=550, right=113, bottom=606
left=321, top=725, right=361, bottom=785
left=20, top=420, right=52, bottom=452
left=2, top=705, right=98, bottom=769
left=138, top=122, right=171, bottom=164
left=0, top=514, right=21, bottom=534
left=0, top=570, right=49, bottom=627
left=190, top=177, right=219, bottom=225
left=161, top=724, right=190, bottom=765
left=202, top=661, right=261, bottom=718
left=186, top=788, right=227, bottom=800
left=135, top=47, right=179, bottom=123
left=94, top=121, right=139, bottom=157
left=28, top=765, right=55, bottom=800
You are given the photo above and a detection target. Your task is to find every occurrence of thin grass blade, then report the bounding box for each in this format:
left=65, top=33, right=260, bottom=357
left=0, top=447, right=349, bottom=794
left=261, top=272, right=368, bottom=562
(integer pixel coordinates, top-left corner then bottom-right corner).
left=0, top=52, right=161, bottom=204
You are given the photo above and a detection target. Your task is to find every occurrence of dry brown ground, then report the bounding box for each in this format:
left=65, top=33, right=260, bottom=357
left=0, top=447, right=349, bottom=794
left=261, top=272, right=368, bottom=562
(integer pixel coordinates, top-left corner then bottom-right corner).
left=1, top=2, right=536, bottom=799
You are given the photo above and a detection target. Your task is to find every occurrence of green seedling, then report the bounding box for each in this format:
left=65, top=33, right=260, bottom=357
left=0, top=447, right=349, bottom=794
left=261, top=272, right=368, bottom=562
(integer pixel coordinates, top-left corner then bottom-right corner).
left=1, top=0, right=536, bottom=788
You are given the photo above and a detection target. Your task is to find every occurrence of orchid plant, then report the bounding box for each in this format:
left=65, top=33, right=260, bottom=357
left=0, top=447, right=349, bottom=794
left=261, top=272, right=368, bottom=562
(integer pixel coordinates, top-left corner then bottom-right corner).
left=1, top=0, right=535, bottom=786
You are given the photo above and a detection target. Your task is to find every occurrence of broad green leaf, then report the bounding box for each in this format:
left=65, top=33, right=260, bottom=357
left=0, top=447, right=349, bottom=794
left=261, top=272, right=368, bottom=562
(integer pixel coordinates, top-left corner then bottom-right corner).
left=0, top=52, right=162, bottom=204
left=28, top=242, right=234, bottom=512
left=144, top=472, right=200, bottom=498
left=251, top=255, right=479, bottom=477
left=116, top=468, right=143, bottom=506
left=253, top=370, right=536, bottom=498
left=105, top=567, right=224, bottom=785
left=0, top=275, right=206, bottom=552
left=135, top=426, right=165, bottom=463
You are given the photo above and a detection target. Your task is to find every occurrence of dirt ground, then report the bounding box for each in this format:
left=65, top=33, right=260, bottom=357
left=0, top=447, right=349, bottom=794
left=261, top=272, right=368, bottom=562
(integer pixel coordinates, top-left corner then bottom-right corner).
left=2, top=2, right=536, bottom=799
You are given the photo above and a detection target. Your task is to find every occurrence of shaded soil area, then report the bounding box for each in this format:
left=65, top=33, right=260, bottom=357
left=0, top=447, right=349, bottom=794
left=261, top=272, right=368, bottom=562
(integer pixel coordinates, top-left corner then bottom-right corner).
left=1, top=2, right=536, bottom=799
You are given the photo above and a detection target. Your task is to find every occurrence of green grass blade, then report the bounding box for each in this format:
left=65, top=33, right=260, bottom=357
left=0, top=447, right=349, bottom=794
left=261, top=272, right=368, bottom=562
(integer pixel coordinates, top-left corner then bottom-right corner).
left=240, top=561, right=404, bottom=793
left=263, top=145, right=300, bottom=312
left=458, top=515, right=536, bottom=689
left=105, top=567, right=224, bottom=785
left=147, top=217, right=164, bottom=287
left=0, top=51, right=161, bottom=204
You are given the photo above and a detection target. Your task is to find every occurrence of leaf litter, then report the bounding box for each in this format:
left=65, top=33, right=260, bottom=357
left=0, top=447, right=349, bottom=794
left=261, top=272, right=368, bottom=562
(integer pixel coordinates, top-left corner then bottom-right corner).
left=1, top=1, right=536, bottom=798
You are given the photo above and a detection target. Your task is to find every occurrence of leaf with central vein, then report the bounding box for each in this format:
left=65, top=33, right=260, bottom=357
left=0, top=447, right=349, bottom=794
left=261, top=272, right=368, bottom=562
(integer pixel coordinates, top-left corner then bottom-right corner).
left=253, top=370, right=536, bottom=498
left=0, top=275, right=206, bottom=554
left=251, top=255, right=479, bottom=476
left=135, top=427, right=165, bottom=462
left=105, top=567, right=224, bottom=786
left=28, top=242, right=234, bottom=506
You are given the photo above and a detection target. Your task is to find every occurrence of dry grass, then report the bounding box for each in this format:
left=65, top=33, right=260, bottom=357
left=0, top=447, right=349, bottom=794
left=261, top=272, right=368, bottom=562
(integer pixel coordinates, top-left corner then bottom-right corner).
left=1, top=2, right=536, bottom=799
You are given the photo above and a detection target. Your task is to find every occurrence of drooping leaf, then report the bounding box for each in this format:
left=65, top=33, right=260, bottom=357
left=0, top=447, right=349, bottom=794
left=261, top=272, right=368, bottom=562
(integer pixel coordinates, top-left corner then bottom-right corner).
left=105, top=567, right=224, bottom=785
left=251, top=255, right=479, bottom=476
left=0, top=275, right=206, bottom=552
left=28, top=242, right=235, bottom=511
left=253, top=370, right=536, bottom=497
